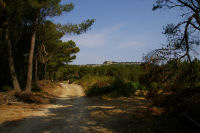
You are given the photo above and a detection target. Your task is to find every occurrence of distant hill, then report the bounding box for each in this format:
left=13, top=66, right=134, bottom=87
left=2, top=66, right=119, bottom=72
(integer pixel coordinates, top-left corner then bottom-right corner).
left=80, top=61, right=143, bottom=67
left=103, top=61, right=142, bottom=65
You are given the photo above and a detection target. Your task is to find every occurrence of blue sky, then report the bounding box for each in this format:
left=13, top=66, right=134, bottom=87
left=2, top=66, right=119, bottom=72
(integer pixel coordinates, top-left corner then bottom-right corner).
left=52, top=0, right=181, bottom=64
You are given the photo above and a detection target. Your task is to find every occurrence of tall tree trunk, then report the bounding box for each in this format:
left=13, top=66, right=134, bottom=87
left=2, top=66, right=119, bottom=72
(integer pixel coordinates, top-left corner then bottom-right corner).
left=25, top=30, right=36, bottom=93
left=34, top=53, right=38, bottom=82
left=25, top=10, right=39, bottom=93
left=5, top=25, right=22, bottom=93
left=2, top=0, right=22, bottom=92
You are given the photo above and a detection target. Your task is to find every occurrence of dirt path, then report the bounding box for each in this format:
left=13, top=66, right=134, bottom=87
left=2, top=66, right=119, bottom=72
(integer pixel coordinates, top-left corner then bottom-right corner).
left=0, top=83, right=153, bottom=133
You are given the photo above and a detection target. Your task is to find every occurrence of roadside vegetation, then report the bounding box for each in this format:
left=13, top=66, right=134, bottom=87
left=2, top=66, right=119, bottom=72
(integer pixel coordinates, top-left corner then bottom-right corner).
left=68, top=60, right=200, bottom=129
left=55, top=64, right=144, bottom=97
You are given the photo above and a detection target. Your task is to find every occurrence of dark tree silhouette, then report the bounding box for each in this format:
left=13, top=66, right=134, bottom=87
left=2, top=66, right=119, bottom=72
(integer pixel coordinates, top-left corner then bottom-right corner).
left=149, top=0, right=200, bottom=63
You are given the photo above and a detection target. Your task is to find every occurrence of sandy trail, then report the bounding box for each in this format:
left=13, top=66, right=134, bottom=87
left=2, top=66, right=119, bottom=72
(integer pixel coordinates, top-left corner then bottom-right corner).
left=0, top=83, right=151, bottom=133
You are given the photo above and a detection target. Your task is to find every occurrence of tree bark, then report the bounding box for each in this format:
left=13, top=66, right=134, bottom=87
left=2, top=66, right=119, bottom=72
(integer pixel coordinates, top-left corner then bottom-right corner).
left=34, top=52, right=38, bottom=82
left=5, top=25, right=22, bottom=92
left=2, top=0, right=21, bottom=92
left=25, top=10, right=39, bottom=93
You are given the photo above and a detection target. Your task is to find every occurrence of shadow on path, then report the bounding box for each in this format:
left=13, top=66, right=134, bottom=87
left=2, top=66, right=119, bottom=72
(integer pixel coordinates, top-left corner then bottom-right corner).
left=0, top=94, right=154, bottom=133
left=0, top=84, right=199, bottom=133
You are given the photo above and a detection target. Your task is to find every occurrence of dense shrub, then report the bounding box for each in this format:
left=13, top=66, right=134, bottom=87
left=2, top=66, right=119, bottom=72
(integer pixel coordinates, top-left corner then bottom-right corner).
left=85, top=76, right=136, bottom=97
left=139, top=59, right=200, bottom=120
left=109, top=77, right=134, bottom=97
left=66, top=64, right=145, bottom=97
left=76, top=75, right=114, bottom=90
left=86, top=79, right=112, bottom=97
left=53, top=64, right=144, bottom=83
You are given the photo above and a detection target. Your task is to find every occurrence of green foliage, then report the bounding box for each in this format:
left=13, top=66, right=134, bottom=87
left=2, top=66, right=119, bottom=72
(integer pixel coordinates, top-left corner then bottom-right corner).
left=85, top=77, right=135, bottom=97
left=85, top=77, right=113, bottom=97
left=73, top=71, right=140, bottom=98
left=29, top=0, right=74, bottom=16
left=139, top=59, right=200, bottom=117
left=46, top=40, right=80, bottom=79
left=51, top=64, right=144, bottom=82
left=0, top=0, right=94, bottom=91
left=109, top=77, right=134, bottom=97
left=76, top=75, right=114, bottom=90
left=57, top=19, right=95, bottom=35
left=149, top=82, right=158, bottom=90
left=131, top=81, right=140, bottom=90
left=51, top=64, right=144, bottom=97
left=55, top=66, right=79, bottom=82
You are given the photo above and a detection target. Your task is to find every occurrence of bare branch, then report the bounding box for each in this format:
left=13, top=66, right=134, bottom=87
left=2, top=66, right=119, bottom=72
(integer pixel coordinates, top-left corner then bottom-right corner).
left=177, top=0, right=197, bottom=12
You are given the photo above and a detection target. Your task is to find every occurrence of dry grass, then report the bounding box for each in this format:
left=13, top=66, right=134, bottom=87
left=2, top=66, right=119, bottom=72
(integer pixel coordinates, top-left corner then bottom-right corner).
left=0, top=80, right=66, bottom=124
left=14, top=92, right=49, bottom=104
left=0, top=103, right=46, bottom=124
left=37, top=80, right=67, bottom=97
left=75, top=75, right=114, bottom=91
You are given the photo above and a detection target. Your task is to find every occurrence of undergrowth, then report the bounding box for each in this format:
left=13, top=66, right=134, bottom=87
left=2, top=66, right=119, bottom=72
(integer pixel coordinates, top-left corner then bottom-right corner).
left=76, top=75, right=140, bottom=97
